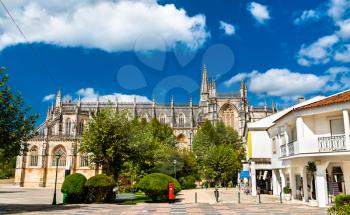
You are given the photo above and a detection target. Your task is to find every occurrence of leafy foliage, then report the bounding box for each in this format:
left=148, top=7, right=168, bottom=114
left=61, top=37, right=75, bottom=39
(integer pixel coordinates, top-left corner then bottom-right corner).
left=0, top=67, right=38, bottom=164
left=80, top=109, right=131, bottom=180
left=283, top=186, right=291, bottom=194
left=193, top=120, right=244, bottom=185
left=85, top=174, right=116, bottom=203
left=137, top=173, right=181, bottom=201
left=306, top=161, right=317, bottom=174
left=61, top=173, right=87, bottom=203
left=179, top=176, right=196, bottom=189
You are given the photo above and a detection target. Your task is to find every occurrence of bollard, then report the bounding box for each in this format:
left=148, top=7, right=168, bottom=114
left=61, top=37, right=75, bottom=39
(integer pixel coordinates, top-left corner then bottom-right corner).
left=238, top=191, right=240, bottom=204
left=280, top=191, right=282, bottom=204
left=258, top=193, right=261, bottom=204
left=195, top=192, right=197, bottom=203
left=214, top=188, right=219, bottom=203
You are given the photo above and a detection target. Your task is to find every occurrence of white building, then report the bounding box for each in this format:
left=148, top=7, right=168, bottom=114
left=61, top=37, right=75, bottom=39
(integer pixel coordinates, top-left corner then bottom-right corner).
left=268, top=90, right=350, bottom=207
left=247, top=96, right=324, bottom=196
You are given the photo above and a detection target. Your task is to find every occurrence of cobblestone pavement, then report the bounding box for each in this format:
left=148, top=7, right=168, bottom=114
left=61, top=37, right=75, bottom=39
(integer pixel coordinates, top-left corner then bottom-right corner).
left=0, top=185, right=328, bottom=214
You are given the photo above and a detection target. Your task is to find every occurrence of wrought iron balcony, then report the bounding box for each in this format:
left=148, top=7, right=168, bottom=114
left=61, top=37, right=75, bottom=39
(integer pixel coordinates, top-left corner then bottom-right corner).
left=280, top=144, right=286, bottom=157
left=318, top=135, right=346, bottom=152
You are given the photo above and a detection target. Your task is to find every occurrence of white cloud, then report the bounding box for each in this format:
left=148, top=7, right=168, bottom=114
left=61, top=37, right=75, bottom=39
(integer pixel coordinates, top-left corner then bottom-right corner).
left=0, top=0, right=209, bottom=52
left=225, top=68, right=331, bottom=99
left=294, top=9, right=321, bottom=25
left=327, top=0, right=350, bottom=21
left=219, top=21, right=235, bottom=36
left=42, top=93, right=55, bottom=102
left=297, top=34, right=339, bottom=66
left=224, top=71, right=257, bottom=87
left=337, top=18, right=350, bottom=39
left=334, top=44, right=350, bottom=62
left=247, top=2, right=270, bottom=24
left=76, top=88, right=151, bottom=103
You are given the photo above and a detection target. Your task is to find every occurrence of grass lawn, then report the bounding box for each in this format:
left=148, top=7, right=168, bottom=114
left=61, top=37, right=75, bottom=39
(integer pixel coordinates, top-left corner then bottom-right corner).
left=117, top=192, right=151, bottom=204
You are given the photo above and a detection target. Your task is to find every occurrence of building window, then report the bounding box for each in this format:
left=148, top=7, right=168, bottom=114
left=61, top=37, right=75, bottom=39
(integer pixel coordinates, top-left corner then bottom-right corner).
left=330, top=118, right=345, bottom=136
left=291, top=127, right=297, bottom=142
left=79, top=121, right=84, bottom=135
left=52, top=145, right=67, bottom=166
left=160, top=114, right=166, bottom=124
left=219, top=104, right=235, bottom=128
left=141, top=113, right=149, bottom=122
left=29, top=146, right=38, bottom=166
left=65, top=118, right=71, bottom=136
left=80, top=154, right=89, bottom=167
left=178, top=114, right=185, bottom=127
left=272, top=137, right=277, bottom=154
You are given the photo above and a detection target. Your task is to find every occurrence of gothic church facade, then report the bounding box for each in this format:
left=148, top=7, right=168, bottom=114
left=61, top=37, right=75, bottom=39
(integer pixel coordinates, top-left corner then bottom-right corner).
left=15, top=66, right=274, bottom=187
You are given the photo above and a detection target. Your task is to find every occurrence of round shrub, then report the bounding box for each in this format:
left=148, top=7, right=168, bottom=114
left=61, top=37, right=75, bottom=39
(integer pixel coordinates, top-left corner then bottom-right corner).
left=61, top=173, right=87, bottom=203
left=85, top=174, right=116, bottom=203
left=179, top=176, right=196, bottom=189
left=137, top=173, right=181, bottom=201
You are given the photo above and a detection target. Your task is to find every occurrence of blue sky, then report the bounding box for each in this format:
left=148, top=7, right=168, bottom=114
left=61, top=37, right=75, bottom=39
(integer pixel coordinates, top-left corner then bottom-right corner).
left=1, top=0, right=350, bottom=123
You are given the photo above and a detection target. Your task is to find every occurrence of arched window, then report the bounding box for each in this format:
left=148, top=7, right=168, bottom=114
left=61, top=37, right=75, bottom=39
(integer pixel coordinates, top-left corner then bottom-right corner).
left=80, top=153, right=89, bottom=167
left=79, top=121, right=84, bottom=135
left=159, top=114, right=166, bottom=124
left=141, top=113, right=149, bottom=122
left=178, top=113, right=185, bottom=127
left=29, top=146, right=38, bottom=166
left=65, top=118, right=71, bottom=136
left=219, top=104, right=235, bottom=128
left=52, top=145, right=67, bottom=167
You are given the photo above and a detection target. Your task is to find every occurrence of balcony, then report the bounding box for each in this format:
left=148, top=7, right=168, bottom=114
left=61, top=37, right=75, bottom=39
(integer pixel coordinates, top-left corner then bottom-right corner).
left=318, top=135, right=346, bottom=152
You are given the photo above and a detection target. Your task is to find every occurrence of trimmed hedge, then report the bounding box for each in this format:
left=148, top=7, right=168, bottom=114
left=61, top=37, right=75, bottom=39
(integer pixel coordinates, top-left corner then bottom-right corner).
left=85, top=174, right=116, bottom=203
left=61, top=173, right=87, bottom=203
left=137, top=173, right=181, bottom=201
left=179, top=176, right=196, bottom=189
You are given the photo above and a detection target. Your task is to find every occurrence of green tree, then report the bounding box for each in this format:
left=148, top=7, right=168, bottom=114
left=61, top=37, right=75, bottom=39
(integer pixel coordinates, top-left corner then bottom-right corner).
left=203, top=144, right=241, bottom=185
left=0, top=67, right=38, bottom=165
left=193, top=120, right=244, bottom=185
left=80, top=108, right=131, bottom=180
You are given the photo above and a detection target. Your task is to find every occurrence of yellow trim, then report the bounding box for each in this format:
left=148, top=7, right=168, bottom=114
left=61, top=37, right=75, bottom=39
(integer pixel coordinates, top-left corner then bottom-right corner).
left=248, top=131, right=252, bottom=159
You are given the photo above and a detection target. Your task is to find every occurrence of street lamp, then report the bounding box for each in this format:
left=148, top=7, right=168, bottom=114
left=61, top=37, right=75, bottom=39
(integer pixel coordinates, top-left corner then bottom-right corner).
left=52, top=152, right=61, bottom=205
left=173, top=159, right=177, bottom=179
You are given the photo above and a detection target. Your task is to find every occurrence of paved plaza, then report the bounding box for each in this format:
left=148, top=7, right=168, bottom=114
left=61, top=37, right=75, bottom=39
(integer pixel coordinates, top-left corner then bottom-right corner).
left=0, top=185, right=328, bottom=215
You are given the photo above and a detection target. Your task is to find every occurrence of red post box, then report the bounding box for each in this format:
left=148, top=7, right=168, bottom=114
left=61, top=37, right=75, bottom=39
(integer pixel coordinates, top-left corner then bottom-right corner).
left=168, top=182, right=175, bottom=202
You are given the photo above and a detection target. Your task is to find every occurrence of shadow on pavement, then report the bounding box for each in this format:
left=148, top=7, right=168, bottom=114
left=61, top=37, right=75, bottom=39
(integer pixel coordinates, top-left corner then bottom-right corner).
left=0, top=191, right=24, bottom=194
left=0, top=204, right=85, bottom=214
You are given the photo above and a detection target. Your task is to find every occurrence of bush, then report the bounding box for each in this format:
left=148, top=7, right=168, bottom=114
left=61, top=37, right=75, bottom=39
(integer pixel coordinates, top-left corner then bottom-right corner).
left=61, top=173, right=87, bottom=203
left=283, top=186, right=291, bottom=194
left=179, top=176, right=196, bottom=189
left=137, top=173, right=181, bottom=201
left=85, top=174, right=116, bottom=203
left=335, top=194, right=350, bottom=207
left=328, top=194, right=350, bottom=214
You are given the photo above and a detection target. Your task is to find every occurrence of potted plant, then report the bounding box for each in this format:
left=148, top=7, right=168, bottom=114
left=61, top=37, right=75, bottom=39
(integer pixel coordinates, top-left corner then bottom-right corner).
left=283, top=186, right=292, bottom=201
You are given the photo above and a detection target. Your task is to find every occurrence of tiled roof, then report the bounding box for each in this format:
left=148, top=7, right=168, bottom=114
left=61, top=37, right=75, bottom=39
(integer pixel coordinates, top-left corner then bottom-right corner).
left=296, top=90, right=350, bottom=110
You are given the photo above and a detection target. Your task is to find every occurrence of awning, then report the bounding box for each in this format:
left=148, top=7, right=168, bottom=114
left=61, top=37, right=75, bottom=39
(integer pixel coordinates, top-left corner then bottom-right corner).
left=240, top=170, right=250, bottom=179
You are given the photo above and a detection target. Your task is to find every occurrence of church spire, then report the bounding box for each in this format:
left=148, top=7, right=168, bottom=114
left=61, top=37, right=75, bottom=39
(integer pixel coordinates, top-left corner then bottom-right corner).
left=200, top=64, right=209, bottom=102
left=55, top=88, right=62, bottom=109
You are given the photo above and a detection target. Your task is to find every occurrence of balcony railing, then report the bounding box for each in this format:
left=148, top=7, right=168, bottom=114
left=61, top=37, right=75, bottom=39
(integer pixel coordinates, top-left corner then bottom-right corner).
left=318, top=135, right=346, bottom=152
left=280, top=144, right=286, bottom=157
left=287, top=142, right=295, bottom=156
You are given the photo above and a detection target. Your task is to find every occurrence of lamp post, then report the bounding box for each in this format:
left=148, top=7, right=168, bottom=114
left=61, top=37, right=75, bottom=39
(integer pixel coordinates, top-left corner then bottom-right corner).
left=52, top=152, right=61, bottom=205
left=173, top=159, right=177, bottom=179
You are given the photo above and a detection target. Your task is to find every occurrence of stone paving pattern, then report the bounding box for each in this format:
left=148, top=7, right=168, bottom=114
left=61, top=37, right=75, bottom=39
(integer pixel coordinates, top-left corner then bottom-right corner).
left=0, top=185, right=328, bottom=215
